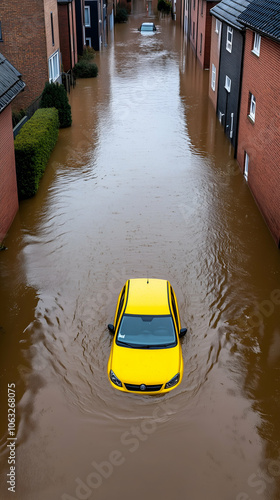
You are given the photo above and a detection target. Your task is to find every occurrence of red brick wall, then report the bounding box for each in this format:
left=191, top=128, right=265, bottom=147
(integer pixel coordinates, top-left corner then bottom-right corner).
left=0, top=0, right=48, bottom=111
left=208, top=15, right=221, bottom=109
left=195, top=1, right=218, bottom=69
left=58, top=4, right=71, bottom=72
left=237, top=30, right=280, bottom=246
left=58, top=2, right=78, bottom=72
left=0, top=106, right=19, bottom=243
left=43, top=0, right=60, bottom=60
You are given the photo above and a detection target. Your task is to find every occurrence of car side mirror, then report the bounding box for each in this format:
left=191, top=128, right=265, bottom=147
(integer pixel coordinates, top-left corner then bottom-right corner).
left=108, top=324, right=115, bottom=334
left=179, top=328, right=187, bottom=338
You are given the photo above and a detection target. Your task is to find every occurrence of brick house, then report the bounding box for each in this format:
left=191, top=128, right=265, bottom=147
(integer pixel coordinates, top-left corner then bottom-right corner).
left=237, top=0, right=280, bottom=247
left=209, top=0, right=252, bottom=153
left=57, top=0, right=78, bottom=72
left=0, top=54, right=25, bottom=243
left=184, top=0, right=219, bottom=69
left=0, top=0, right=61, bottom=112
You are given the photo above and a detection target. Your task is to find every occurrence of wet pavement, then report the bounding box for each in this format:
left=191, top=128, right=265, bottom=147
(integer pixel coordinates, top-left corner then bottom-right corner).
left=1, top=12, right=280, bottom=500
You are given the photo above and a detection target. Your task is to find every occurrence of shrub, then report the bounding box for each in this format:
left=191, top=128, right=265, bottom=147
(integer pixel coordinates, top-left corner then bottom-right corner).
left=81, top=47, right=96, bottom=61
left=40, top=82, right=72, bottom=128
left=15, top=108, right=59, bottom=199
left=115, top=5, right=128, bottom=23
left=73, top=60, right=98, bottom=78
left=12, top=109, right=26, bottom=128
left=157, top=0, right=171, bottom=14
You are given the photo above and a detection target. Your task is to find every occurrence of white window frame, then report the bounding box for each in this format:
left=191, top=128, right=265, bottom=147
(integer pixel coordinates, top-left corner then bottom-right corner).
left=244, top=152, right=249, bottom=181
left=48, top=50, right=60, bottom=82
left=249, top=93, right=256, bottom=122
left=226, top=26, right=233, bottom=53
left=230, top=113, right=234, bottom=139
left=85, top=37, right=92, bottom=47
left=252, top=32, right=261, bottom=56
left=225, top=75, right=231, bottom=93
left=215, top=19, right=221, bottom=35
left=211, top=64, right=216, bottom=91
left=84, top=6, right=91, bottom=27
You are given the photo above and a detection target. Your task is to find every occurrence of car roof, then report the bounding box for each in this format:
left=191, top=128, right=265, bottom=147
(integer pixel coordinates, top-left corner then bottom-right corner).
left=125, top=278, right=170, bottom=315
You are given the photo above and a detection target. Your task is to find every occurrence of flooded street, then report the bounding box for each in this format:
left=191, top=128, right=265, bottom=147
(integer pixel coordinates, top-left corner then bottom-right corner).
left=1, top=12, right=280, bottom=500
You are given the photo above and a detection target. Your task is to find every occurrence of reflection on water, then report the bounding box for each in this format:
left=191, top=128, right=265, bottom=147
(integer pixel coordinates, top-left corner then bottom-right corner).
left=0, top=14, right=280, bottom=500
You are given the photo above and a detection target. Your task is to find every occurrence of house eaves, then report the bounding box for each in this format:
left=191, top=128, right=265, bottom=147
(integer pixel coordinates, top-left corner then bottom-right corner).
left=238, top=0, right=280, bottom=43
left=0, top=54, right=25, bottom=113
left=210, top=0, right=253, bottom=30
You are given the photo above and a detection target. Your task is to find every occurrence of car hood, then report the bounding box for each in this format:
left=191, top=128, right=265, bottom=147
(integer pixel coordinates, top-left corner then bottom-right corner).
left=109, top=343, right=182, bottom=385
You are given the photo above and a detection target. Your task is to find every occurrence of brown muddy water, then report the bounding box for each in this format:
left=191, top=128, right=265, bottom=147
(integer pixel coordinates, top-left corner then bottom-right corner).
left=1, top=13, right=280, bottom=500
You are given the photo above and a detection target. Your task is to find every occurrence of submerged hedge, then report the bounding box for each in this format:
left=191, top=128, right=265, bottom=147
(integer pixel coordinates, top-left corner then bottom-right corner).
left=73, top=60, right=98, bottom=78
left=40, top=82, right=72, bottom=128
left=15, top=108, right=59, bottom=199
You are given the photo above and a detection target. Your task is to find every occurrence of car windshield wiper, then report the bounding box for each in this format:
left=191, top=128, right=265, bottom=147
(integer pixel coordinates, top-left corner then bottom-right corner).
left=117, top=340, right=146, bottom=348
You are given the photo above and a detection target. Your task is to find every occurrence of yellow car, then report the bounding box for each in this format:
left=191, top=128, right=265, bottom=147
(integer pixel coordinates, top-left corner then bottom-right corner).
left=107, top=278, right=187, bottom=394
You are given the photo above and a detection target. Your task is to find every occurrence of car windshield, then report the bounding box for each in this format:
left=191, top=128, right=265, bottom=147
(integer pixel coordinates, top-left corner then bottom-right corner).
left=116, top=314, right=177, bottom=348
left=141, top=24, right=154, bottom=31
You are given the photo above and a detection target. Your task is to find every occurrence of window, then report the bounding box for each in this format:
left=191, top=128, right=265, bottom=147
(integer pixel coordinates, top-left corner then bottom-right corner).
left=244, top=152, right=249, bottom=181
left=200, top=33, right=202, bottom=54
left=226, top=26, right=233, bottom=52
left=193, top=0, right=195, bottom=9
left=48, top=50, right=60, bottom=82
left=215, top=19, right=221, bottom=34
left=249, top=93, right=256, bottom=122
left=0, top=21, right=3, bottom=41
left=252, top=32, right=261, bottom=56
left=170, top=287, right=179, bottom=333
left=84, top=6, right=91, bottom=27
left=193, top=22, right=195, bottom=39
left=225, top=75, right=231, bottom=93
left=85, top=38, right=92, bottom=47
left=115, top=286, right=125, bottom=327
left=211, top=64, right=216, bottom=91
left=201, top=1, right=203, bottom=15
left=50, top=12, right=54, bottom=46
left=230, top=113, right=234, bottom=139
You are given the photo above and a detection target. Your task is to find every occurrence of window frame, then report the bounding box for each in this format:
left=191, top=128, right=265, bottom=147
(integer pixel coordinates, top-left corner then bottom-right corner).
left=244, top=152, right=249, bottom=181
left=226, top=26, right=233, bottom=53
left=225, top=75, right=231, bottom=93
left=249, top=93, right=256, bottom=122
left=84, top=6, right=91, bottom=27
left=50, top=12, right=55, bottom=47
left=0, top=21, right=3, bottom=42
left=252, top=32, right=261, bottom=56
left=215, top=19, right=221, bottom=35
left=48, top=50, right=60, bottom=83
left=211, top=63, right=216, bottom=91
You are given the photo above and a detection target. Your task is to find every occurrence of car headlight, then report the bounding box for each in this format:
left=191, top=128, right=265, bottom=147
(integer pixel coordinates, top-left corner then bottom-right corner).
left=165, top=373, right=180, bottom=389
left=110, top=370, right=122, bottom=387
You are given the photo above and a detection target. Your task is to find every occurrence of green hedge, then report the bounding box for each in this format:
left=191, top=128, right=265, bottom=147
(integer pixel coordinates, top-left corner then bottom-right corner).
left=40, top=82, right=72, bottom=128
left=115, top=5, right=128, bottom=23
left=73, top=60, right=98, bottom=78
left=15, top=108, right=59, bottom=199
